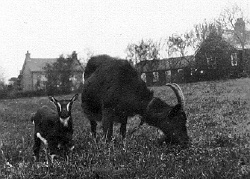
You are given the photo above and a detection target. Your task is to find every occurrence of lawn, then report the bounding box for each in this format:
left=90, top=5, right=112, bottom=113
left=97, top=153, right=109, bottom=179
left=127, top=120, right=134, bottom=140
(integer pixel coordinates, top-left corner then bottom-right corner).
left=1, top=78, right=250, bottom=178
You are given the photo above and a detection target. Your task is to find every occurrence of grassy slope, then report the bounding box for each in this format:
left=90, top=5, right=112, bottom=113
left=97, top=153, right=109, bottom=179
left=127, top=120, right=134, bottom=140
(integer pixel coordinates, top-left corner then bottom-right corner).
left=1, top=78, right=250, bottom=178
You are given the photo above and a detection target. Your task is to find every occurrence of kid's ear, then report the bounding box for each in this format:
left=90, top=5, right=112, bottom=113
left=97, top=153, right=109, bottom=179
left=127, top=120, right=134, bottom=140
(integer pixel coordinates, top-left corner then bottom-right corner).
left=48, top=96, right=57, bottom=103
left=71, top=94, right=79, bottom=102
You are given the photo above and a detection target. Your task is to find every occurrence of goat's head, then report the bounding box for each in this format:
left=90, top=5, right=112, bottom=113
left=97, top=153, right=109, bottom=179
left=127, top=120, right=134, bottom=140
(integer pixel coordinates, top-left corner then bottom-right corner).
left=49, top=94, right=79, bottom=127
left=144, top=83, right=190, bottom=147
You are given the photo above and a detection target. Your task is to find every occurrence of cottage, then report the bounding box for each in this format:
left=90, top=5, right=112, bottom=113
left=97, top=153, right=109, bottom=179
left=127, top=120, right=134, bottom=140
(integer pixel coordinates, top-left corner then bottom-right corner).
left=194, top=31, right=242, bottom=81
left=137, top=18, right=250, bottom=86
left=223, top=18, right=250, bottom=73
left=19, top=51, right=84, bottom=91
left=194, top=18, right=250, bottom=81
left=136, top=56, right=195, bottom=86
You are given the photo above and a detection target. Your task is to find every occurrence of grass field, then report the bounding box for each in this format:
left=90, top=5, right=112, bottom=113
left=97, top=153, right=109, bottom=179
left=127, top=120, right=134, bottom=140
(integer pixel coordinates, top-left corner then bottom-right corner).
left=1, top=78, right=250, bottom=178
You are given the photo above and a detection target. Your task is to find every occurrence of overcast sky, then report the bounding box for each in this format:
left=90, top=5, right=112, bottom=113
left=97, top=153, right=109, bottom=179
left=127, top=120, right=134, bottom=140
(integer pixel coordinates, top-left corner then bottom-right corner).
left=0, top=0, right=249, bottom=82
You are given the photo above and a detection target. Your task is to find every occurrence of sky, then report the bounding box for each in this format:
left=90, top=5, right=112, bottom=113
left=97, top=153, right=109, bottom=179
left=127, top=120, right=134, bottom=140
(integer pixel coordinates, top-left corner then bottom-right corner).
left=0, top=0, right=249, bottom=82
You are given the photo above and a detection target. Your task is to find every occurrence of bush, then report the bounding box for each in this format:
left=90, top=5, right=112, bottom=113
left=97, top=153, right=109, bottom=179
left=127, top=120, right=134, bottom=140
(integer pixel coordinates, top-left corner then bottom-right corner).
left=0, top=89, right=9, bottom=99
left=0, top=88, right=81, bottom=100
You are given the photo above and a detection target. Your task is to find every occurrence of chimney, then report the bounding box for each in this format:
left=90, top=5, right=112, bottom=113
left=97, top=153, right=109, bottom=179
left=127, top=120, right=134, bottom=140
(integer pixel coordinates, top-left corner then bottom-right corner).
left=25, top=51, right=31, bottom=60
left=235, top=18, right=245, bottom=33
left=72, top=51, right=77, bottom=59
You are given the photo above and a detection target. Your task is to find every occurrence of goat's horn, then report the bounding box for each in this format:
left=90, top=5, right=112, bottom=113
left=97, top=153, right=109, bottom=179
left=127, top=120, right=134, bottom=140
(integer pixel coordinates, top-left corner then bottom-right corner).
left=166, top=83, right=185, bottom=109
left=146, top=97, right=156, bottom=111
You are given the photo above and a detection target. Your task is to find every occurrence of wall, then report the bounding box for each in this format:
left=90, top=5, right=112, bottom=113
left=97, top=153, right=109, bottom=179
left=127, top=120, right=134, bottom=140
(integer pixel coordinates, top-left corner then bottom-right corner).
left=21, top=66, right=32, bottom=91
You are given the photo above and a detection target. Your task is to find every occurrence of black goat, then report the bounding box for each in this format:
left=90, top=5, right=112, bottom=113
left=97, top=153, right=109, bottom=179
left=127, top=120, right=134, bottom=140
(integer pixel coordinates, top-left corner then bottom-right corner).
left=31, top=94, right=78, bottom=163
left=82, top=55, right=189, bottom=146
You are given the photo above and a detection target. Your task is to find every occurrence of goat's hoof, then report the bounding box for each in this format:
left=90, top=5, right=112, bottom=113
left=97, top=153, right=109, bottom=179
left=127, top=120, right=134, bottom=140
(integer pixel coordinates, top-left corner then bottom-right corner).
left=156, top=136, right=166, bottom=146
left=70, top=145, right=75, bottom=151
left=33, top=156, right=39, bottom=162
left=50, top=154, right=57, bottom=163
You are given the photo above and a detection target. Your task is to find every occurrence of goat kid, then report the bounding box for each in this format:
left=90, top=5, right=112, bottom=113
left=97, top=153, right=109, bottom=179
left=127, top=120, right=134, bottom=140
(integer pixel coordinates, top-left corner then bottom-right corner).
left=31, top=94, right=78, bottom=163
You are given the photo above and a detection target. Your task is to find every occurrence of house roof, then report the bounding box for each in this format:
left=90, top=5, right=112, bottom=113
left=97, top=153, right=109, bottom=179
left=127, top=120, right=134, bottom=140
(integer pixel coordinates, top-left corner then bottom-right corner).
left=20, top=51, right=84, bottom=74
left=136, top=55, right=195, bottom=73
left=25, top=58, right=58, bottom=72
left=8, top=77, right=18, bottom=82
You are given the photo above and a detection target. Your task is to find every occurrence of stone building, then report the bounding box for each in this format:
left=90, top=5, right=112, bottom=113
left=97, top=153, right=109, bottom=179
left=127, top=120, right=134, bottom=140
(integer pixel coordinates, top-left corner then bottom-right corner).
left=19, top=51, right=84, bottom=91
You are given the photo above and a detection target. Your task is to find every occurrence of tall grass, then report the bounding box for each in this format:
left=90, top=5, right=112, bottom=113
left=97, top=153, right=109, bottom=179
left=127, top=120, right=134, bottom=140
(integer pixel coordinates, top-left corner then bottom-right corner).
left=1, top=78, right=250, bottom=178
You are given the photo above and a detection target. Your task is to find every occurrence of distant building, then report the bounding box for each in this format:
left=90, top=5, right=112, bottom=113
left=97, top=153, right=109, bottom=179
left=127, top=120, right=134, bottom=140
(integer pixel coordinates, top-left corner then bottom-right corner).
left=19, top=51, right=84, bottom=91
left=194, top=32, right=241, bottom=81
left=223, top=18, right=250, bottom=50
left=136, top=18, right=250, bottom=86
left=223, top=18, right=250, bottom=73
left=136, top=39, right=246, bottom=86
left=136, top=56, right=195, bottom=86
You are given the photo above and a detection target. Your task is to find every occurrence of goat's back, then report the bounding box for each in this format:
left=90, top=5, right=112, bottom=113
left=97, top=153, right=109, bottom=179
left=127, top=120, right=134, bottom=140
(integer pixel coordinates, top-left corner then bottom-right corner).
left=82, top=55, right=153, bottom=117
left=31, top=106, right=58, bottom=126
left=84, top=55, right=113, bottom=80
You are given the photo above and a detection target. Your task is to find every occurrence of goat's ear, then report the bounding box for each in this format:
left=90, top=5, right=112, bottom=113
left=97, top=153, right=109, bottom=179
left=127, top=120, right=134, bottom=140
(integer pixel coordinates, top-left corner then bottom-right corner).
left=168, top=104, right=182, bottom=118
left=71, top=94, right=79, bottom=102
left=48, top=96, right=57, bottom=103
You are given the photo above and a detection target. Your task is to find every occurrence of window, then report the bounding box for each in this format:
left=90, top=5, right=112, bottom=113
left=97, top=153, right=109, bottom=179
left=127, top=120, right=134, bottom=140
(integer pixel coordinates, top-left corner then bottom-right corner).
left=69, top=75, right=77, bottom=83
left=40, top=74, right=47, bottom=89
left=35, top=74, right=47, bottom=90
left=231, top=53, right=238, bottom=66
left=177, top=69, right=183, bottom=73
left=141, top=73, right=147, bottom=82
left=165, top=70, right=171, bottom=76
left=190, top=68, right=196, bottom=76
left=165, top=70, right=171, bottom=83
left=205, top=54, right=217, bottom=69
left=40, top=74, right=47, bottom=82
left=152, top=72, right=159, bottom=82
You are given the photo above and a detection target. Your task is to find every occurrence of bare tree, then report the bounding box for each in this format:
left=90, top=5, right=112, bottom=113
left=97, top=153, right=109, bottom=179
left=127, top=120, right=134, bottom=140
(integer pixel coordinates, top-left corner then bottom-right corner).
left=167, top=31, right=196, bottom=61
left=218, top=4, right=250, bottom=72
left=193, top=20, right=224, bottom=49
left=0, top=67, right=5, bottom=90
left=81, top=48, right=95, bottom=64
left=126, top=39, right=161, bottom=65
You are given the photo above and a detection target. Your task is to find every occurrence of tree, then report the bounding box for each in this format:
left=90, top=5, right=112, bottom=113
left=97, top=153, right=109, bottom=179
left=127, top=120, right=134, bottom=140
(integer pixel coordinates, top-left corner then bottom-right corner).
left=44, top=52, right=75, bottom=94
left=0, top=67, right=5, bottom=91
left=167, top=31, right=196, bottom=61
left=79, top=48, right=95, bottom=66
left=166, top=20, right=223, bottom=62
left=0, top=68, right=7, bottom=99
left=218, top=4, right=250, bottom=72
left=126, top=39, right=161, bottom=65
left=193, top=20, right=224, bottom=49
left=195, top=30, right=236, bottom=80
left=0, top=80, right=5, bottom=91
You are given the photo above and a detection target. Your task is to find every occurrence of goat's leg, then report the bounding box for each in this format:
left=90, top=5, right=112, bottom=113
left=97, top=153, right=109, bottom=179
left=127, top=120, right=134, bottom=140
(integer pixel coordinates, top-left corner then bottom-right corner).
left=90, top=120, right=97, bottom=138
left=64, top=138, right=74, bottom=164
left=120, top=118, right=127, bottom=139
left=47, top=139, right=59, bottom=164
left=33, top=134, right=41, bottom=162
left=83, top=110, right=101, bottom=138
left=102, top=108, right=114, bottom=142
left=66, top=143, right=74, bottom=165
